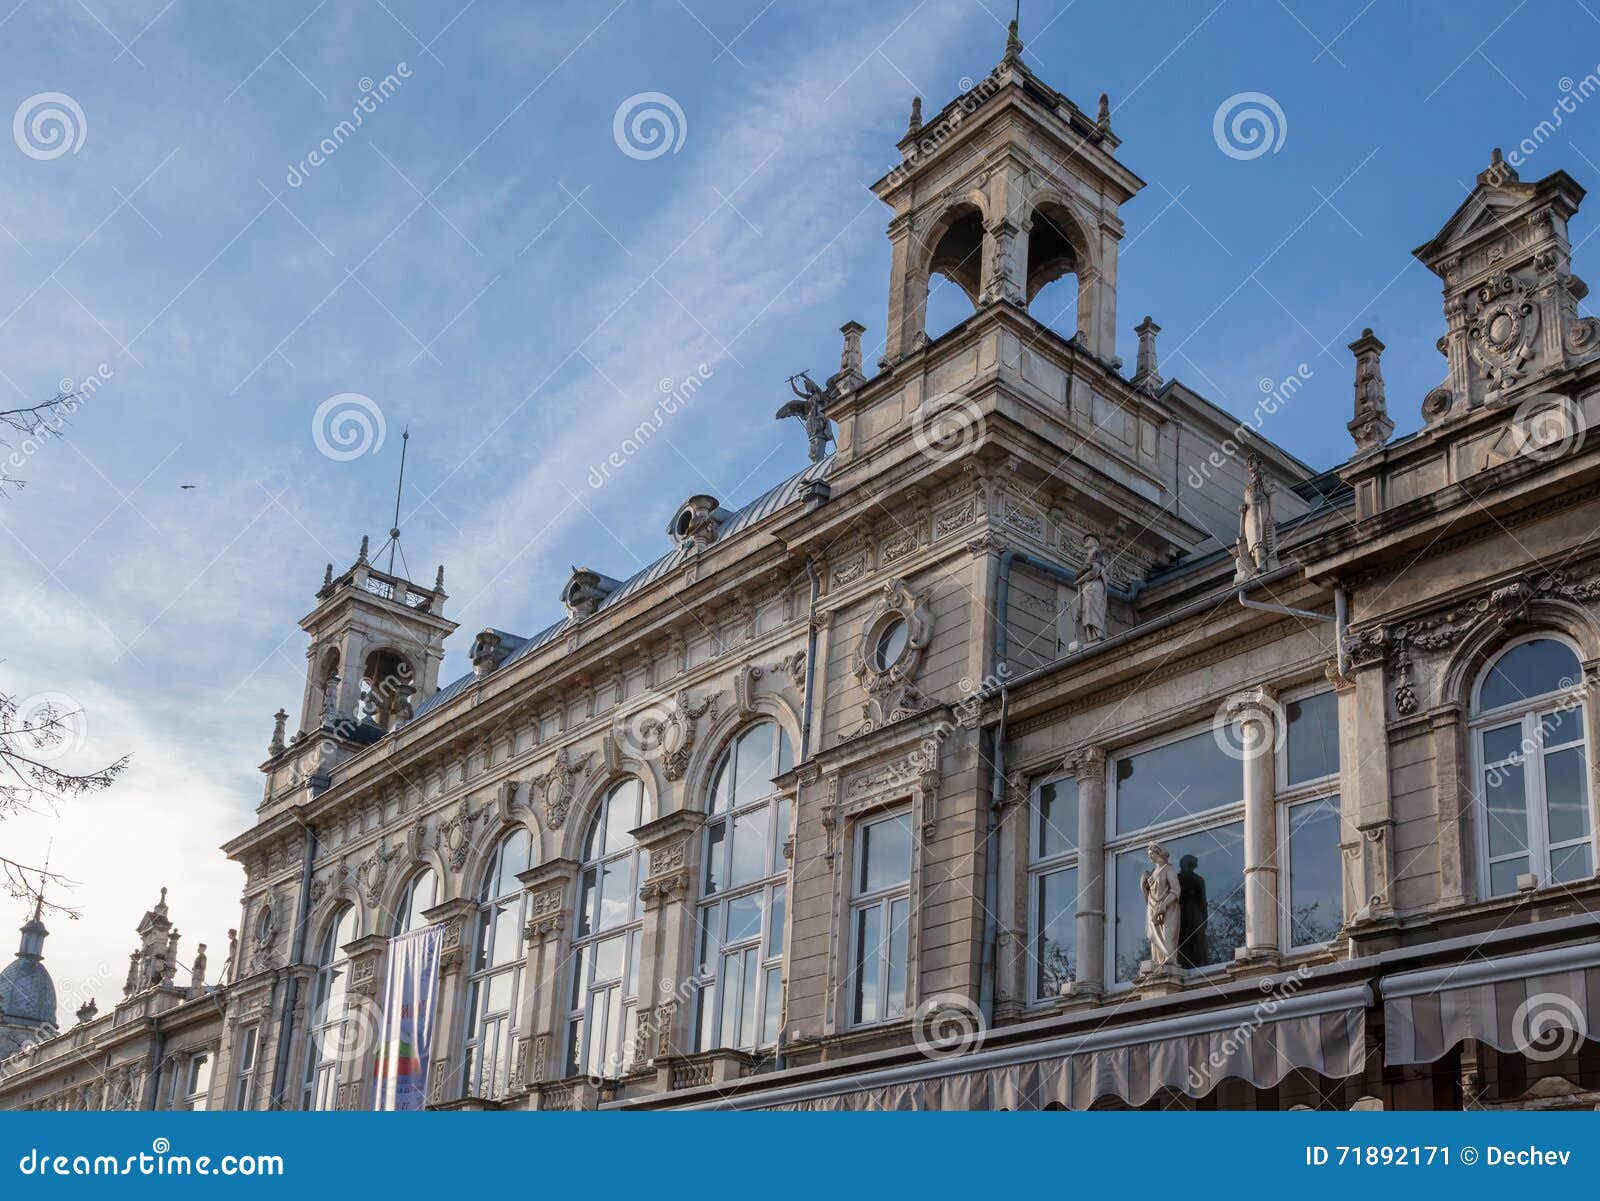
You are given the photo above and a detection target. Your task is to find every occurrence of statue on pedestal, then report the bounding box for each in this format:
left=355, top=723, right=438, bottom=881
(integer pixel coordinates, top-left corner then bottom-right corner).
left=1140, top=842, right=1181, bottom=969
left=1075, top=535, right=1108, bottom=644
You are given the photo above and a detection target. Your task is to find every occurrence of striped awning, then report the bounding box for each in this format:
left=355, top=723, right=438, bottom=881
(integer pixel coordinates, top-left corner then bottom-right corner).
left=1383, top=940, right=1600, bottom=1065
left=678, top=983, right=1369, bottom=1112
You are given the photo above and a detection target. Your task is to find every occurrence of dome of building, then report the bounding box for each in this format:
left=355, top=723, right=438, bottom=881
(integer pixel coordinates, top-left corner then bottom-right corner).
left=0, top=906, right=58, bottom=1033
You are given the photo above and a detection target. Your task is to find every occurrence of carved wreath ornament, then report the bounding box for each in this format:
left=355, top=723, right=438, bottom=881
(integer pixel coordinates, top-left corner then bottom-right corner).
left=851, top=578, right=934, bottom=735
left=1468, top=272, right=1538, bottom=394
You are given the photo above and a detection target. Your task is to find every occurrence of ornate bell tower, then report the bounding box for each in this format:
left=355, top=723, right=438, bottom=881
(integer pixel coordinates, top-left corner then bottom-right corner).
left=873, top=20, right=1144, bottom=364
left=269, top=536, right=456, bottom=792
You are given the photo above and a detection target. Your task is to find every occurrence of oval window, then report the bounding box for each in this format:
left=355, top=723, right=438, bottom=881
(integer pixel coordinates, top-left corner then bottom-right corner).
left=874, top=616, right=909, bottom=671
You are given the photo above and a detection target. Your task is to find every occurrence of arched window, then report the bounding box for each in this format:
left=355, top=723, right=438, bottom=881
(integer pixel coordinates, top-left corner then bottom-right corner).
left=1472, top=635, right=1593, bottom=896
left=923, top=204, right=983, bottom=342
left=566, top=778, right=652, bottom=1077
left=392, top=867, right=439, bottom=936
left=301, top=904, right=357, bottom=1110
left=693, top=722, right=793, bottom=1052
left=463, top=829, right=532, bottom=1099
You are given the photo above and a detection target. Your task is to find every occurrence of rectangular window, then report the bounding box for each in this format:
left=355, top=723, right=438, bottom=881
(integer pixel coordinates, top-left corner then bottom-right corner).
left=1278, top=689, right=1344, bottom=950
left=849, top=809, right=912, bottom=1026
left=1113, top=730, right=1237, bottom=833
left=1285, top=796, right=1343, bottom=947
left=231, top=1027, right=259, bottom=1110
left=1028, top=772, right=1079, bottom=1002
left=180, top=1052, right=212, bottom=1111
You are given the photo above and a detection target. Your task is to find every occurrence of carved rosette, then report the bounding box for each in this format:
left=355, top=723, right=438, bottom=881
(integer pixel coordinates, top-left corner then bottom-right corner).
left=851, top=577, right=935, bottom=734
left=436, top=799, right=480, bottom=872
left=636, top=689, right=714, bottom=781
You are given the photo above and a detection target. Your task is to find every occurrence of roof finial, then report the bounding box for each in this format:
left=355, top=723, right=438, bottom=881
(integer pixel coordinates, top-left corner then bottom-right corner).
left=434, top=563, right=445, bottom=593
left=1005, top=1, right=1023, bottom=61
left=1097, top=93, right=1112, bottom=135
left=906, top=95, right=922, bottom=137
left=357, top=534, right=369, bottom=564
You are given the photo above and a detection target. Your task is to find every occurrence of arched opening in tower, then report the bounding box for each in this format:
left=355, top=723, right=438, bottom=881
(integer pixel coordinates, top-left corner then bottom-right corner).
left=1025, top=203, right=1084, bottom=341
left=923, top=205, right=984, bottom=342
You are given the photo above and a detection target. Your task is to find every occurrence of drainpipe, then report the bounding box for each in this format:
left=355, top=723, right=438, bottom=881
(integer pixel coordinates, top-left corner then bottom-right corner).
left=269, top=818, right=317, bottom=1109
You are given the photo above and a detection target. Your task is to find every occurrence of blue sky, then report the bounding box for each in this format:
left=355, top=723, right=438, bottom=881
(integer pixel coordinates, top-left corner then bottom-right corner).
left=2, top=0, right=1598, bottom=999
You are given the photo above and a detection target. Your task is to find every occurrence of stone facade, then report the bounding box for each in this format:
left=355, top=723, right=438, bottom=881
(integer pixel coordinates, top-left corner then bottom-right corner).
left=6, top=31, right=1600, bottom=1113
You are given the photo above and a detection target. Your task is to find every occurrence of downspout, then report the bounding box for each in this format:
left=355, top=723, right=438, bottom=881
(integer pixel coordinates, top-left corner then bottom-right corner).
left=269, top=818, right=317, bottom=1109
left=978, top=549, right=1016, bottom=1023
left=141, top=1026, right=166, bottom=1110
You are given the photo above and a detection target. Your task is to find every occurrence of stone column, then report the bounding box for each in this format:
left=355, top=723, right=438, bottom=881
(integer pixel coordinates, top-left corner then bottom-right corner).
left=1064, top=746, right=1107, bottom=1001
left=884, top=216, right=921, bottom=362
left=1228, top=686, right=1280, bottom=964
left=1339, top=640, right=1395, bottom=926
left=629, top=810, right=704, bottom=1073
left=515, top=858, right=578, bottom=1094
left=981, top=217, right=1022, bottom=306
left=340, top=932, right=390, bottom=1109
left=418, top=896, right=476, bottom=1105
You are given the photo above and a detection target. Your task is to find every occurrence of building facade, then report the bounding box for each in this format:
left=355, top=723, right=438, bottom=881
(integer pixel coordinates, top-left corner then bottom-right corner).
left=6, top=28, right=1600, bottom=1112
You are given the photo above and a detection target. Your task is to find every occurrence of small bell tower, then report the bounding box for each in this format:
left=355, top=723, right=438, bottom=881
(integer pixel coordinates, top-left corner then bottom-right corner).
left=293, top=537, right=455, bottom=742
left=872, top=17, right=1143, bottom=364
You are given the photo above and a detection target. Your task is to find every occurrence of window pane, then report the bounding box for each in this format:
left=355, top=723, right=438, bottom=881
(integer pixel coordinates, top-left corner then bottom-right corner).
left=726, top=892, right=762, bottom=943
left=704, top=822, right=725, bottom=894
left=1544, top=746, right=1591, bottom=845
left=767, top=884, right=786, bottom=957
left=597, top=857, right=634, bottom=930
left=1113, top=821, right=1246, bottom=982
left=697, top=904, right=719, bottom=973
left=739, top=949, right=760, bottom=1049
left=593, top=932, right=626, bottom=984
left=1035, top=867, right=1076, bottom=999
left=1481, top=724, right=1524, bottom=766
left=760, top=965, right=783, bottom=1046
left=1114, top=731, right=1238, bottom=834
left=1489, top=856, right=1528, bottom=896
left=1287, top=797, right=1343, bottom=947
left=1035, top=776, right=1078, bottom=860
left=495, top=830, right=531, bottom=897
left=777, top=729, right=793, bottom=775
left=886, top=898, right=909, bottom=1020
left=1550, top=842, right=1593, bottom=885
left=1541, top=705, right=1583, bottom=748
left=858, top=813, right=912, bottom=893
left=1285, top=692, right=1340, bottom=785
left=1478, top=639, right=1581, bottom=712
left=718, top=954, right=742, bottom=1048
left=604, top=781, right=641, bottom=853
left=733, top=725, right=778, bottom=806
left=489, top=901, right=521, bottom=968
left=852, top=905, right=882, bottom=1025
left=875, top=618, right=908, bottom=670
left=710, top=757, right=734, bottom=814
left=773, top=797, right=791, bottom=863
left=1483, top=766, right=1529, bottom=857
left=486, top=968, right=514, bottom=1015
left=576, top=868, right=597, bottom=939
left=730, top=806, right=772, bottom=886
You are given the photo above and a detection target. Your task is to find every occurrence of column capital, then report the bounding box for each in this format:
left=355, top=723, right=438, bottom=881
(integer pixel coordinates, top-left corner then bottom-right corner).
left=420, top=897, right=478, bottom=972
left=1062, top=745, right=1107, bottom=780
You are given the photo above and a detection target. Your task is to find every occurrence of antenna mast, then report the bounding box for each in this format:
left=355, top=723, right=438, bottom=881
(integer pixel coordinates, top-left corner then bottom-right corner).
left=382, top=427, right=411, bottom=579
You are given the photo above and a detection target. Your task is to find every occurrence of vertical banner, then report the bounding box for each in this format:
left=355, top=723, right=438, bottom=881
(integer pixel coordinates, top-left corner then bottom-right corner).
left=371, top=924, right=444, bottom=1111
